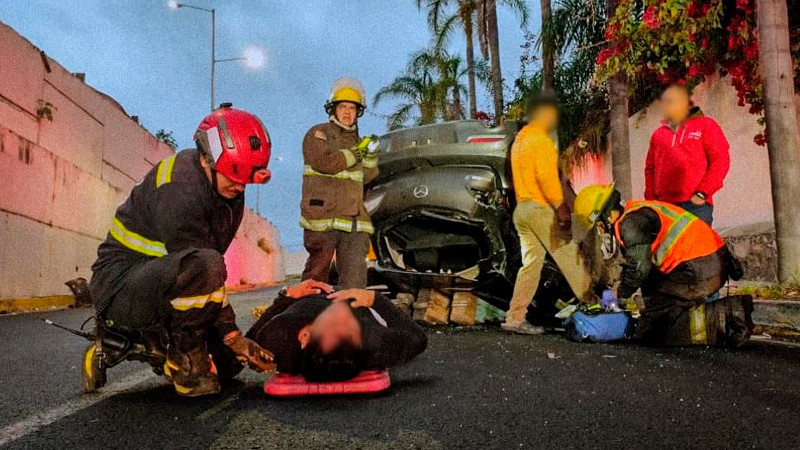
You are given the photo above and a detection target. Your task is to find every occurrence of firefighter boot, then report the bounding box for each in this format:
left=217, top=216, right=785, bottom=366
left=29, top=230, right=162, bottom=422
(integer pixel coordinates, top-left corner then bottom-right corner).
left=164, top=330, right=220, bottom=397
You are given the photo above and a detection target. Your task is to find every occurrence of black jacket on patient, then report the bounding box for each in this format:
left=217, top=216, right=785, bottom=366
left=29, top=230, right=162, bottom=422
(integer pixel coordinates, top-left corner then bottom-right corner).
left=245, top=292, right=427, bottom=377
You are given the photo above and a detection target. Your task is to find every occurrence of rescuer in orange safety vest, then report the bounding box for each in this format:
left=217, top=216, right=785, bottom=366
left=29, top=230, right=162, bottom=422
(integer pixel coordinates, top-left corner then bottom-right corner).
left=573, top=185, right=752, bottom=348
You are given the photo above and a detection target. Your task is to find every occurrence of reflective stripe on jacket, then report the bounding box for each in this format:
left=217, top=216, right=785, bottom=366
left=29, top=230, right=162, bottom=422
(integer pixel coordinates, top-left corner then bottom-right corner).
left=615, top=200, right=724, bottom=274
left=299, top=216, right=375, bottom=234
left=91, top=149, right=244, bottom=305
left=300, top=120, right=378, bottom=234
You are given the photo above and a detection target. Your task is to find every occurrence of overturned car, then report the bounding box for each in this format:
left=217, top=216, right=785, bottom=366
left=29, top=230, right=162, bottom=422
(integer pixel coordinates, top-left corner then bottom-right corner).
left=364, top=120, right=579, bottom=319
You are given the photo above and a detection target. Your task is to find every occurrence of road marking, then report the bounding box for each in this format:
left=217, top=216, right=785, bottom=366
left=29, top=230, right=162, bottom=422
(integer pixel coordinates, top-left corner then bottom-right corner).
left=0, top=369, right=154, bottom=447
left=196, top=389, right=242, bottom=421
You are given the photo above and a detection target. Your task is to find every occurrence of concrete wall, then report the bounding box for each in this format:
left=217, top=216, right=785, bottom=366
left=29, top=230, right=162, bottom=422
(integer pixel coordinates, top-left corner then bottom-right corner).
left=284, top=250, right=310, bottom=277
left=0, top=21, right=284, bottom=299
left=224, top=212, right=285, bottom=286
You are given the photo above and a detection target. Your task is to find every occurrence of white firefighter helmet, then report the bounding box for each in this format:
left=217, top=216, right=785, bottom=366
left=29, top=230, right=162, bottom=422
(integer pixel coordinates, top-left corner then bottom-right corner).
left=325, top=77, right=366, bottom=116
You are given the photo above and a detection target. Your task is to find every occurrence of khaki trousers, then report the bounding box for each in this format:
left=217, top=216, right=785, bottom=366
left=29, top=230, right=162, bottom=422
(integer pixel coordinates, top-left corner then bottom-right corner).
left=505, top=201, right=591, bottom=325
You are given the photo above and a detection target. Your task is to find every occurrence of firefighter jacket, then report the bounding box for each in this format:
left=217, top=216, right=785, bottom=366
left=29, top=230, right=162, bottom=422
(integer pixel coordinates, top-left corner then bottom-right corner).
left=90, top=149, right=243, bottom=327
left=614, top=200, right=725, bottom=298
left=300, top=119, right=379, bottom=234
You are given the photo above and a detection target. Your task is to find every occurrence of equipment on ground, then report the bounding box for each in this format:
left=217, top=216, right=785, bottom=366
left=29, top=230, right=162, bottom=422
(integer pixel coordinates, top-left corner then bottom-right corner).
left=564, top=307, right=635, bottom=343
left=263, top=370, right=391, bottom=397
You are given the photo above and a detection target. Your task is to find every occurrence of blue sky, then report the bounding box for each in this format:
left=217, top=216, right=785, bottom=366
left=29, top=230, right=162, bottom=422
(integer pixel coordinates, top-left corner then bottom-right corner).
left=1, top=0, right=540, bottom=250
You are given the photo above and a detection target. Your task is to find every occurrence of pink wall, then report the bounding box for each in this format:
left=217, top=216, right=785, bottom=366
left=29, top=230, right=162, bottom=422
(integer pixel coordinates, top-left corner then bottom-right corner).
left=0, top=21, right=284, bottom=298
left=573, top=73, right=796, bottom=234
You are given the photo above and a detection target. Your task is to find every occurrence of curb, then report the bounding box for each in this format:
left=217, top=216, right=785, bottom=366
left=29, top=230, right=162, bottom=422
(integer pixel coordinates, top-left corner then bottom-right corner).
left=226, top=282, right=282, bottom=293
left=0, top=295, right=75, bottom=314
left=0, top=282, right=283, bottom=315
left=753, top=299, right=800, bottom=330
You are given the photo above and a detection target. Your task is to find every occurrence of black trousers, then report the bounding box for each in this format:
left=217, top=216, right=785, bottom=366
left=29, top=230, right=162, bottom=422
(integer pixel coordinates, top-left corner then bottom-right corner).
left=90, top=248, right=242, bottom=378
left=638, top=250, right=724, bottom=346
left=301, top=229, right=371, bottom=288
left=638, top=249, right=752, bottom=347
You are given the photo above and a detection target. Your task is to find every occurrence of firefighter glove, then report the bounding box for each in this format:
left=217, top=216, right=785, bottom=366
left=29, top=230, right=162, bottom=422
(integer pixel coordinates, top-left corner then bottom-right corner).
left=351, top=136, right=373, bottom=161
left=223, top=331, right=275, bottom=372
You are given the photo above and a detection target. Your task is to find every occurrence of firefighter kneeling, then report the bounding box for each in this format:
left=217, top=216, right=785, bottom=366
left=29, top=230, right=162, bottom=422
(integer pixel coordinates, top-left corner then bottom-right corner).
left=90, top=105, right=275, bottom=397
left=574, top=185, right=753, bottom=348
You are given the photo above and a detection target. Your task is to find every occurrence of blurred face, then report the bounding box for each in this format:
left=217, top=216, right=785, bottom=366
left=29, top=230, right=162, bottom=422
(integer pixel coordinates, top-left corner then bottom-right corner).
left=307, top=302, right=362, bottom=353
left=529, top=104, right=560, bottom=132
left=335, top=102, right=358, bottom=127
left=200, top=157, right=245, bottom=199
left=661, top=86, right=691, bottom=124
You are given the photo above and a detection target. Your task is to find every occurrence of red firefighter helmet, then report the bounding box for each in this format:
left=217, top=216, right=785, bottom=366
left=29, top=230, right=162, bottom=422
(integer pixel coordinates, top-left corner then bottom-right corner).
left=194, top=103, right=272, bottom=185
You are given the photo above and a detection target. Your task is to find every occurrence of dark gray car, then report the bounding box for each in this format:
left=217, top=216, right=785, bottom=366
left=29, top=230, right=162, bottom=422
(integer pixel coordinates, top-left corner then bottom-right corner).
left=364, top=120, right=573, bottom=319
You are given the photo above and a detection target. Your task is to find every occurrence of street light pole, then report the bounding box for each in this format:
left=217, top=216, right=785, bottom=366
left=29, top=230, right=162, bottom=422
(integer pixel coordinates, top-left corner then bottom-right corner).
left=169, top=2, right=265, bottom=110
left=169, top=2, right=216, bottom=110
left=210, top=8, right=215, bottom=111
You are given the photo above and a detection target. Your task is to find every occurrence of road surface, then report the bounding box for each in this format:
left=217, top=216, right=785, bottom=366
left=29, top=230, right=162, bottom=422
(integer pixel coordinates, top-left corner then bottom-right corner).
left=1, top=287, right=799, bottom=449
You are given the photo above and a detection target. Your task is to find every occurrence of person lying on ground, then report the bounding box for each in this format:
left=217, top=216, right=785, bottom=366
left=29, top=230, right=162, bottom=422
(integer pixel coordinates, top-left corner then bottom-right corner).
left=246, top=280, right=428, bottom=381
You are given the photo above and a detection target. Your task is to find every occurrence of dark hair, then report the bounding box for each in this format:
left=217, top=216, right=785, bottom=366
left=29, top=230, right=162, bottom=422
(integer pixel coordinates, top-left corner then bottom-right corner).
left=301, top=336, right=364, bottom=382
left=526, top=90, right=559, bottom=116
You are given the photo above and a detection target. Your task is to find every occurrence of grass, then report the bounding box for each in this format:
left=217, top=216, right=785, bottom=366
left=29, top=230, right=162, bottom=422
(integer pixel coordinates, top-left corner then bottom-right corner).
left=732, top=282, right=800, bottom=300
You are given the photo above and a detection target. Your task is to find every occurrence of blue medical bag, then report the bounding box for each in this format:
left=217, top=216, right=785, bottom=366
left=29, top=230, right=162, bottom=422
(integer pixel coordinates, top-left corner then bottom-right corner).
left=565, top=310, right=634, bottom=342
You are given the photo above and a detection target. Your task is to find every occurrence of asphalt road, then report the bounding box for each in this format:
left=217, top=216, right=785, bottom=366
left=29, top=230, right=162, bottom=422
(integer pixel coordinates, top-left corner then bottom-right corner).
left=1, top=286, right=799, bottom=449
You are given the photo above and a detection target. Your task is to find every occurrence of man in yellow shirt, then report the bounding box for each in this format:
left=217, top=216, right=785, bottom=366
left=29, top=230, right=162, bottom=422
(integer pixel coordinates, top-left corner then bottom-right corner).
left=503, top=93, right=592, bottom=334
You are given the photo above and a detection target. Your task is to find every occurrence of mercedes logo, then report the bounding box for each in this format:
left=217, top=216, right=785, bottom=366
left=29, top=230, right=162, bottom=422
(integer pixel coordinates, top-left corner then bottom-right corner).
left=413, top=185, right=429, bottom=199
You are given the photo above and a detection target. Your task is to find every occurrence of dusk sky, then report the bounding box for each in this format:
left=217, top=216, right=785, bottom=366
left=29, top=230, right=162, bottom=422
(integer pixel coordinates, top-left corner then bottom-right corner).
left=0, top=1, right=540, bottom=250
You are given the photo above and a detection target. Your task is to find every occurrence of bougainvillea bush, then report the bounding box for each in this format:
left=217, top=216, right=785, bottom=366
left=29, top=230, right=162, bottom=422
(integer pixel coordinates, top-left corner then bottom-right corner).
left=597, top=0, right=799, bottom=146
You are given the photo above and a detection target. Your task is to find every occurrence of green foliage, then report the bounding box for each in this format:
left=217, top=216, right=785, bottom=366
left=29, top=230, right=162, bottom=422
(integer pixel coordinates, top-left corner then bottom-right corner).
left=155, top=129, right=178, bottom=151
left=507, top=0, right=610, bottom=160
left=596, top=0, right=799, bottom=146
left=374, top=48, right=468, bottom=130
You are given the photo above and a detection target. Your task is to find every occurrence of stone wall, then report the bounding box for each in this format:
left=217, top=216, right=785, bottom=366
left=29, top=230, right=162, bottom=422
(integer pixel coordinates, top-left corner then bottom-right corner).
left=0, top=21, right=284, bottom=299
left=722, top=222, right=778, bottom=282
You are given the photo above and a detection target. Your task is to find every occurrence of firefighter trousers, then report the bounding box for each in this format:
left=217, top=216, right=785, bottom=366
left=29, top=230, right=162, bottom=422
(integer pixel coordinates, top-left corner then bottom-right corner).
left=302, top=229, right=371, bottom=288
left=637, top=250, right=753, bottom=347
left=91, top=247, right=242, bottom=379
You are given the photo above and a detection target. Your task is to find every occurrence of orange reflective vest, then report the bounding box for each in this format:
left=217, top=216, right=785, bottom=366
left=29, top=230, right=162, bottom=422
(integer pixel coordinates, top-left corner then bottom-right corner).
left=614, top=200, right=725, bottom=274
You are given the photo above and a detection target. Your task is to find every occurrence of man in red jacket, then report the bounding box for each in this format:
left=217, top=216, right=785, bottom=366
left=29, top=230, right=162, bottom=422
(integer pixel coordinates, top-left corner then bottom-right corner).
left=644, top=84, right=730, bottom=225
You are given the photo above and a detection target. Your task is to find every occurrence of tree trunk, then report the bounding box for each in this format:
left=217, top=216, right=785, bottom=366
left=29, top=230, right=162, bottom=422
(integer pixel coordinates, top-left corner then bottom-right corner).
left=540, top=0, right=554, bottom=93
left=452, top=85, right=463, bottom=120
left=486, top=0, right=504, bottom=120
left=758, top=0, right=800, bottom=282
left=606, top=0, right=632, bottom=200
left=464, top=12, right=478, bottom=118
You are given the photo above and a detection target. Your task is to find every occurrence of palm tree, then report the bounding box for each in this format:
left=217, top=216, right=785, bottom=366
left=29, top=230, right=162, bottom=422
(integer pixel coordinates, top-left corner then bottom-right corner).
left=417, top=0, right=480, bottom=118
left=375, top=49, right=468, bottom=129
left=476, top=0, right=529, bottom=120
left=533, top=0, right=631, bottom=197
left=539, top=0, right=554, bottom=92
left=757, top=0, right=800, bottom=281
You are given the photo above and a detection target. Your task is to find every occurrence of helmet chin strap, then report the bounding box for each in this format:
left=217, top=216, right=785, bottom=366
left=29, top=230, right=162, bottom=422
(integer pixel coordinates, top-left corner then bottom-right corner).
left=210, top=166, right=220, bottom=194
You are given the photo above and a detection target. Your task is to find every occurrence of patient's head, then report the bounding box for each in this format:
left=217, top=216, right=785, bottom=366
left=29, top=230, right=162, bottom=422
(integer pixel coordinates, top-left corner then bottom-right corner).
left=301, top=335, right=363, bottom=382
left=298, top=301, right=364, bottom=381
